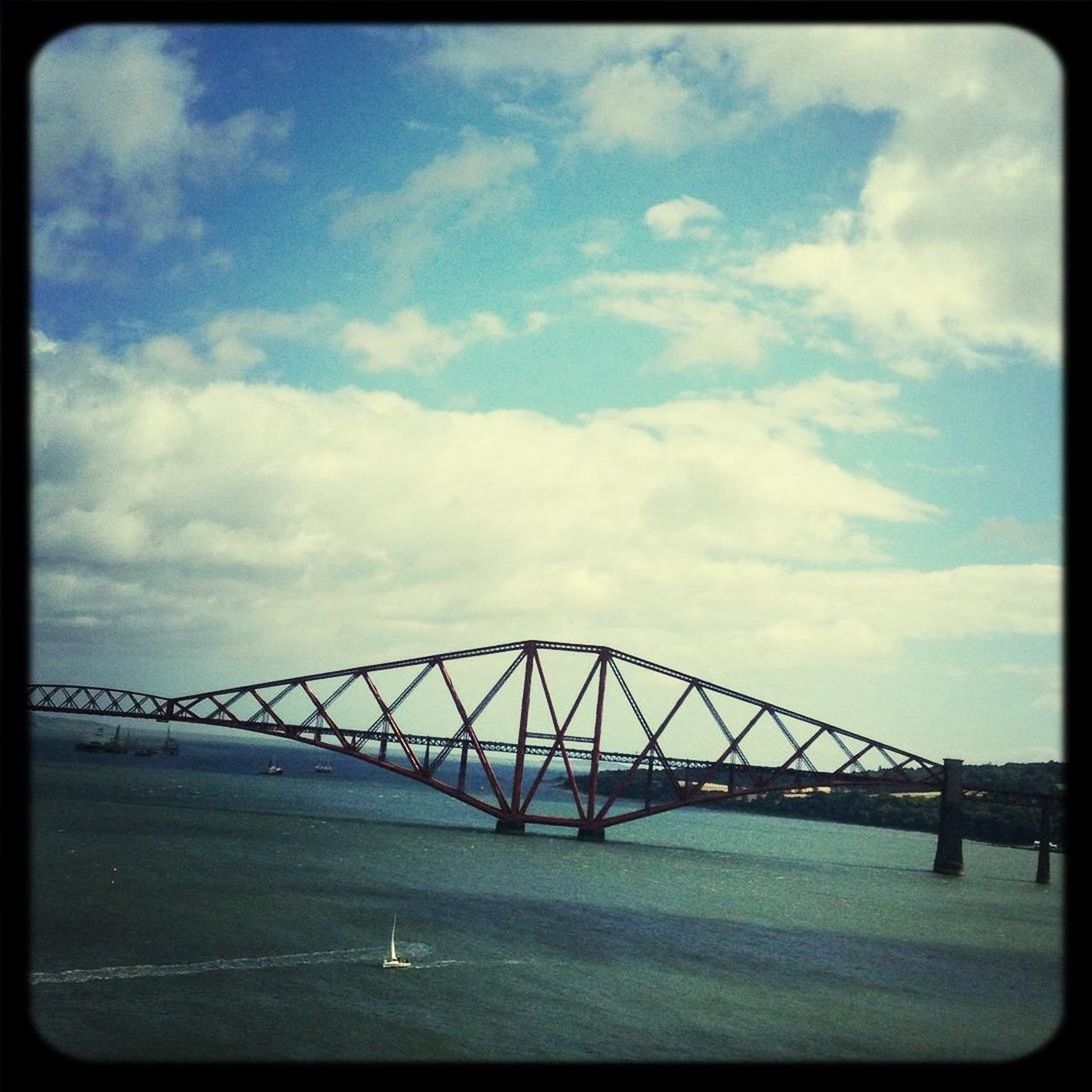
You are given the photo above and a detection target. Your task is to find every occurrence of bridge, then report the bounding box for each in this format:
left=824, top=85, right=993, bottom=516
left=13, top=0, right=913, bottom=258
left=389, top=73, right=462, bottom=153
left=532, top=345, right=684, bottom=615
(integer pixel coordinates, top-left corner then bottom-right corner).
left=27, top=638, right=1055, bottom=878
left=28, top=638, right=947, bottom=824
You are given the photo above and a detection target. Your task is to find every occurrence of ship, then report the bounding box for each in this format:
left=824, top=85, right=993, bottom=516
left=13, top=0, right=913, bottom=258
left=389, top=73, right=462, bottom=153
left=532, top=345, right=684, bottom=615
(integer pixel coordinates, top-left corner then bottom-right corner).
left=75, top=725, right=129, bottom=754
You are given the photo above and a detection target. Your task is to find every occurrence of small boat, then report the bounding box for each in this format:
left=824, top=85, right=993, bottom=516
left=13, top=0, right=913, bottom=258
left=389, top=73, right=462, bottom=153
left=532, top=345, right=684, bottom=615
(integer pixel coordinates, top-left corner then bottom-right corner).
left=313, top=760, right=333, bottom=774
left=381, top=916, right=412, bottom=969
left=263, top=759, right=284, bottom=775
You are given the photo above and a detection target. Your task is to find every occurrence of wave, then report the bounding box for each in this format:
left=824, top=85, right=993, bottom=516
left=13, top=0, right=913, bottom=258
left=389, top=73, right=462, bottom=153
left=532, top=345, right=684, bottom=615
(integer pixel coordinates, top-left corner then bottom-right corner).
left=31, top=943, right=433, bottom=985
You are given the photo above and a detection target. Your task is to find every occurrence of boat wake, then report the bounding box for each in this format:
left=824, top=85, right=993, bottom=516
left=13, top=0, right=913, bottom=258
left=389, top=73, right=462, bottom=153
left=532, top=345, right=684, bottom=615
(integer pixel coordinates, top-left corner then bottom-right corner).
left=32, top=944, right=434, bottom=985
left=407, top=958, right=529, bottom=969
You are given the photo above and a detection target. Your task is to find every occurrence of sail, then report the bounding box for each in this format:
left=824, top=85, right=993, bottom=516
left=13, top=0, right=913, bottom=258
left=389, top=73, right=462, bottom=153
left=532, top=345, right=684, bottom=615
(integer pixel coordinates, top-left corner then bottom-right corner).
left=389, top=916, right=398, bottom=961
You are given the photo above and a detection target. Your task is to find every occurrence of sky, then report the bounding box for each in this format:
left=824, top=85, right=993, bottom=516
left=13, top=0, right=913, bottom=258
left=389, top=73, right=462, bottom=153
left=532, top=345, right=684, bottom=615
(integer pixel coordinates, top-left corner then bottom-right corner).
left=26, top=22, right=1064, bottom=766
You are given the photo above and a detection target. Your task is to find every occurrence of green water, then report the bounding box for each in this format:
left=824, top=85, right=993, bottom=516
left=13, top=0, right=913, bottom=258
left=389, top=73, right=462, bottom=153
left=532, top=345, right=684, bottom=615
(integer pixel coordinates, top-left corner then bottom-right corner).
left=26, top=722, right=1064, bottom=1064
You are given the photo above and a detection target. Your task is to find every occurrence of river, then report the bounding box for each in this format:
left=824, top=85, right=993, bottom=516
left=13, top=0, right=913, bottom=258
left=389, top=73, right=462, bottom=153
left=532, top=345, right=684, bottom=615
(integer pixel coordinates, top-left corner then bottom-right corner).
left=25, top=717, right=1064, bottom=1064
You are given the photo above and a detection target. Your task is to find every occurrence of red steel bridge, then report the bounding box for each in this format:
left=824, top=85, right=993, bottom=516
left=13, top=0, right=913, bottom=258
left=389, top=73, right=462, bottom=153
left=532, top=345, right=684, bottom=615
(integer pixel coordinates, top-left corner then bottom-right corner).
left=28, top=638, right=948, bottom=840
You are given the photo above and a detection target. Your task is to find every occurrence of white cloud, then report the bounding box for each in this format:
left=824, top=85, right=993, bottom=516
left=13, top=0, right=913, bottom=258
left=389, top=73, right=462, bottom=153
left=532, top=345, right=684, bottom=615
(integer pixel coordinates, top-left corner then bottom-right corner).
left=201, top=305, right=338, bottom=373
left=645, top=195, right=724, bottom=240
left=754, top=373, right=936, bottom=436
left=111, top=305, right=340, bottom=382
left=574, top=270, right=787, bottom=369
left=573, top=58, right=705, bottom=156
left=722, top=26, right=1062, bottom=368
left=579, top=239, right=612, bottom=259
left=30, top=334, right=1060, bottom=749
left=329, top=129, right=537, bottom=299
left=32, top=26, right=290, bottom=271
left=421, top=25, right=1061, bottom=369
left=341, top=307, right=509, bottom=374
left=743, top=143, right=1061, bottom=366
left=32, top=340, right=941, bottom=593
left=32, top=329, right=60, bottom=355
left=127, top=334, right=208, bottom=379
left=421, top=25, right=682, bottom=83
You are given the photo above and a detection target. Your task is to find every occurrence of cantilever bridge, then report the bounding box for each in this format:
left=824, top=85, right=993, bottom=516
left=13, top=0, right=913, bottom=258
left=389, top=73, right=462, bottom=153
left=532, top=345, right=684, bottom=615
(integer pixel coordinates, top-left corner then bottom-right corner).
left=29, top=638, right=948, bottom=840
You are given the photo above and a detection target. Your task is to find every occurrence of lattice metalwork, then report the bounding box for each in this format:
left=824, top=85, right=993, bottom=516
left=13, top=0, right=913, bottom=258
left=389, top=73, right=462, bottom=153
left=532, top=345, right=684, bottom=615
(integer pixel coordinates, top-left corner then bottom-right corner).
left=29, top=639, right=944, bottom=835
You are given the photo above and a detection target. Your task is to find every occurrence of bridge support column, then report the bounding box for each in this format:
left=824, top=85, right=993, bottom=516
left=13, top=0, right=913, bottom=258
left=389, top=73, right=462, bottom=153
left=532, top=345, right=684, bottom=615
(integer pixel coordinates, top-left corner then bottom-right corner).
left=576, top=827, right=605, bottom=842
left=1035, top=802, right=1053, bottom=885
left=933, top=758, right=964, bottom=876
left=495, top=819, right=526, bottom=835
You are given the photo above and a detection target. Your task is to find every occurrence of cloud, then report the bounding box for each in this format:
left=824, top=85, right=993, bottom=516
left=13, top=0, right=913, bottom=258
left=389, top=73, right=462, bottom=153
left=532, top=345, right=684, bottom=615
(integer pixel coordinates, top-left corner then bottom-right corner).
left=754, top=373, right=936, bottom=436
left=645, top=195, right=724, bottom=240
left=572, top=58, right=707, bottom=156
left=109, top=305, right=339, bottom=382
left=743, top=151, right=1060, bottom=367
left=421, top=25, right=682, bottom=83
left=32, top=26, right=290, bottom=273
left=329, top=128, right=537, bottom=300
left=418, top=25, right=1061, bottom=369
left=724, top=26, right=1062, bottom=367
left=573, top=270, right=788, bottom=369
left=200, top=305, right=339, bottom=373
left=30, top=331, right=1060, bottom=733
left=996, top=663, right=1063, bottom=716
left=970, top=517, right=1062, bottom=559
left=421, top=26, right=748, bottom=155
left=341, top=308, right=510, bottom=374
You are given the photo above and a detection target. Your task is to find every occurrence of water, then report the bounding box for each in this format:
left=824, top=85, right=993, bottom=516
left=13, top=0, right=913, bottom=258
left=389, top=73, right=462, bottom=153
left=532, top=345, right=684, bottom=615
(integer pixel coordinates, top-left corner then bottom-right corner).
left=26, top=718, right=1064, bottom=1064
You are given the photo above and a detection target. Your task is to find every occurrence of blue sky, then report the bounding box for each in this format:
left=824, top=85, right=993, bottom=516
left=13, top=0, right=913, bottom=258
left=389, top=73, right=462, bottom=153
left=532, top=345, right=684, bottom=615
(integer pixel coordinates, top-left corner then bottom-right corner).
left=29, top=23, right=1062, bottom=764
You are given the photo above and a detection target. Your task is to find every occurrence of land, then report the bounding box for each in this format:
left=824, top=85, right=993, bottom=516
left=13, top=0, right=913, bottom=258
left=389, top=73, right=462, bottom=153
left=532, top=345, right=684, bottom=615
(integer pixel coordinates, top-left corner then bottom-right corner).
left=33, top=716, right=1064, bottom=850
left=578, top=762, right=1066, bottom=851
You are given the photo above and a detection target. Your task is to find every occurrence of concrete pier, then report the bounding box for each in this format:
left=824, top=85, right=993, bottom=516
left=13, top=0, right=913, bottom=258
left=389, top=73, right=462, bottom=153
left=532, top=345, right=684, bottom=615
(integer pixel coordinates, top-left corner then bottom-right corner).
left=933, top=757, right=965, bottom=876
left=494, top=819, right=526, bottom=835
left=577, top=827, right=605, bottom=842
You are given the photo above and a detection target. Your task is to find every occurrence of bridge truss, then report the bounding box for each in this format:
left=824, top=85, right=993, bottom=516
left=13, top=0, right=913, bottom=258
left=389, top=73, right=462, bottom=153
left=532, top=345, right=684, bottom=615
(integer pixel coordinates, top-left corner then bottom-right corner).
left=28, top=639, right=945, bottom=837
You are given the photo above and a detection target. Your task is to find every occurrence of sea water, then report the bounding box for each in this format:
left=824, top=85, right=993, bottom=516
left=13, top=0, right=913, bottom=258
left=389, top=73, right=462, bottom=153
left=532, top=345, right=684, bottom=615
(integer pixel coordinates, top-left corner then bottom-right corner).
left=24, top=718, right=1065, bottom=1064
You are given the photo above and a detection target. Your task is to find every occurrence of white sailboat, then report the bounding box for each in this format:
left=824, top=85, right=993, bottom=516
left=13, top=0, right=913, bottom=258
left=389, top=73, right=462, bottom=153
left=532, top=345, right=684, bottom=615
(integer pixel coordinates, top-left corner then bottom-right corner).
left=381, top=915, right=412, bottom=969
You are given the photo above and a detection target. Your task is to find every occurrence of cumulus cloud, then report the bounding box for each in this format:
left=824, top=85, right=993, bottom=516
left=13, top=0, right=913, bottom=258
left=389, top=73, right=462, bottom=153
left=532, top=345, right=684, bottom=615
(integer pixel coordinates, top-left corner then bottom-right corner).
left=422, top=26, right=747, bottom=155
left=108, top=305, right=340, bottom=382
left=724, top=25, right=1062, bottom=367
left=29, top=332, right=1061, bottom=749
left=341, top=308, right=510, bottom=374
left=573, top=58, right=706, bottom=155
left=32, top=26, right=290, bottom=273
left=419, top=25, right=1061, bottom=369
left=645, top=195, right=724, bottom=240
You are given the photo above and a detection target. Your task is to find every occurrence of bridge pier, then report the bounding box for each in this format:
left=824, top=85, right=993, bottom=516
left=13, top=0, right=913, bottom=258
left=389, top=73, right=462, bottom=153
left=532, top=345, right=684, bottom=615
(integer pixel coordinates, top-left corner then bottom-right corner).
left=933, top=758, right=964, bottom=876
left=1035, top=801, right=1053, bottom=885
left=495, top=819, right=526, bottom=835
left=576, top=827, right=605, bottom=842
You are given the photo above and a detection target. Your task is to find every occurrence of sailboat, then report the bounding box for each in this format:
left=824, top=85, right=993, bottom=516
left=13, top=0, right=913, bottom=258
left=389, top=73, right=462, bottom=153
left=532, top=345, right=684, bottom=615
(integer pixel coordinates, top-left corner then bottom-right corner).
left=381, top=915, right=412, bottom=969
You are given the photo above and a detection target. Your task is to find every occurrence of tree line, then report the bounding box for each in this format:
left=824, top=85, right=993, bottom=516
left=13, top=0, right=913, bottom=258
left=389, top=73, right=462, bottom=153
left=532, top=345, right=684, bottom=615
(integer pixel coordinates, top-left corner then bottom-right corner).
left=584, top=761, right=1066, bottom=850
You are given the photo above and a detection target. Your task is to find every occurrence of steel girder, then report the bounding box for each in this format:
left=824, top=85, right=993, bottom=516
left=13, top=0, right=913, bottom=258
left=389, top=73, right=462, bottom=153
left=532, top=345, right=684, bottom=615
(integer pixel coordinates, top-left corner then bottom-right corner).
left=28, top=639, right=945, bottom=834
